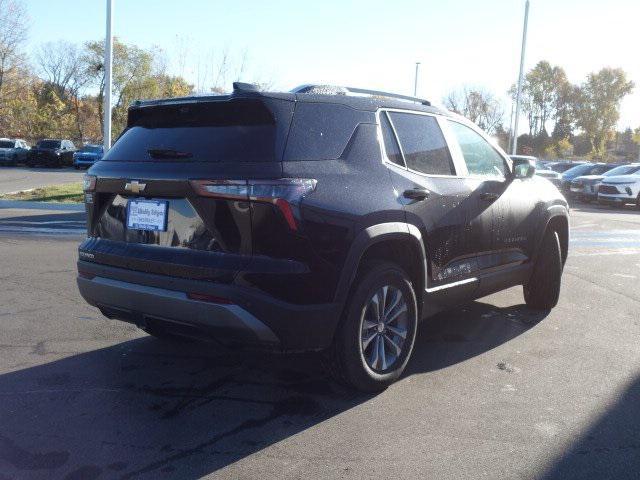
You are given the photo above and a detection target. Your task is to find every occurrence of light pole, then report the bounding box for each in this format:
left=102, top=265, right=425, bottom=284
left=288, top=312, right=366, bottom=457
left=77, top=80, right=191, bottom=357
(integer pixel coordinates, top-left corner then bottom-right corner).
left=512, top=0, right=530, bottom=155
left=103, top=0, right=113, bottom=151
left=414, top=62, right=420, bottom=97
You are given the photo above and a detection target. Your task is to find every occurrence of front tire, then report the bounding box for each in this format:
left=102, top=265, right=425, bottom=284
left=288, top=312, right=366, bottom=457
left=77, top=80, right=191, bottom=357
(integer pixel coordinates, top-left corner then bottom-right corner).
left=524, top=229, right=563, bottom=310
left=327, top=261, right=418, bottom=392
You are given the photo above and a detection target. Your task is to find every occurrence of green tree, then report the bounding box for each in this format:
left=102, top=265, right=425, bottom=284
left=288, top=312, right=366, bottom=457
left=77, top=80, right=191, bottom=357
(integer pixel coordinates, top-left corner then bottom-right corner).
left=84, top=38, right=193, bottom=141
left=574, top=68, right=634, bottom=158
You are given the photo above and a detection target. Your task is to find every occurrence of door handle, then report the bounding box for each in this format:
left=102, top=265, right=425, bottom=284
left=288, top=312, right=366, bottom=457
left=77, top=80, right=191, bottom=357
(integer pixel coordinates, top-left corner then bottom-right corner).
left=479, top=192, right=499, bottom=202
left=403, top=188, right=430, bottom=200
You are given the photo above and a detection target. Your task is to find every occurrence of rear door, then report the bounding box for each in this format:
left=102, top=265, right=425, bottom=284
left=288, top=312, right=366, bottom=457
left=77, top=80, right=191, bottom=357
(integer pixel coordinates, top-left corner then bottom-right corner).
left=82, top=97, right=294, bottom=283
left=378, top=110, right=479, bottom=304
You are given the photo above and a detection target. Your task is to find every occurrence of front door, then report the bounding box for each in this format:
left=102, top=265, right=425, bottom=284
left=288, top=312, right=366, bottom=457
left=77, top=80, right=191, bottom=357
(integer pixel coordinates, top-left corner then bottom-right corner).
left=445, top=119, right=537, bottom=276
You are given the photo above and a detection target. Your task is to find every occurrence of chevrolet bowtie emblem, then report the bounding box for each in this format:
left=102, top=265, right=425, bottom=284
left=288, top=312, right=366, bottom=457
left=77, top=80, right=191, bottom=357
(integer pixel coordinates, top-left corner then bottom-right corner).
left=124, top=180, right=146, bottom=194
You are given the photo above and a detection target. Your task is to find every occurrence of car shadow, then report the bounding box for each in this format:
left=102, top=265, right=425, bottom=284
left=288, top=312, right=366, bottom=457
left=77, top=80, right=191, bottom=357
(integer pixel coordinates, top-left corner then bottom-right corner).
left=0, top=300, right=548, bottom=479
left=538, top=374, right=640, bottom=480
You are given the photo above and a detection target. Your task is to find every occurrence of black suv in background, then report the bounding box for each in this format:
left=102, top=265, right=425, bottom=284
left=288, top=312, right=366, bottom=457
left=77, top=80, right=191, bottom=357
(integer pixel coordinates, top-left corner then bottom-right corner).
left=77, top=83, right=569, bottom=391
left=27, top=139, right=77, bottom=167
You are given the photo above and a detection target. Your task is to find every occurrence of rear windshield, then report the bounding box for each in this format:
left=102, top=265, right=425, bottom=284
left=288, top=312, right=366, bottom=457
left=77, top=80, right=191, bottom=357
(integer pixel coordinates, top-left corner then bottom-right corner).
left=80, top=145, right=103, bottom=153
left=0, top=140, right=15, bottom=148
left=104, top=100, right=276, bottom=163
left=38, top=140, right=61, bottom=149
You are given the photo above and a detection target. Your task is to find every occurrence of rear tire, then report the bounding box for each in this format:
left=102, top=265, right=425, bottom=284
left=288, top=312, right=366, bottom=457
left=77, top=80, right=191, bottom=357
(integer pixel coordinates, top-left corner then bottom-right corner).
left=326, top=261, right=418, bottom=392
left=524, top=229, right=563, bottom=310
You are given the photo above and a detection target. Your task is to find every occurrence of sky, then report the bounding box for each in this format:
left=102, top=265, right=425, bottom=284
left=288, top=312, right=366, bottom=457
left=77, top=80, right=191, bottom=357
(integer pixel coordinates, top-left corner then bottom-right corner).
left=22, top=0, right=640, bottom=130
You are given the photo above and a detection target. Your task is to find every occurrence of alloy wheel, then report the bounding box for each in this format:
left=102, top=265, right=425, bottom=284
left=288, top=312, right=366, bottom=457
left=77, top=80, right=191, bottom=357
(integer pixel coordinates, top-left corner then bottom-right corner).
left=360, top=285, right=409, bottom=373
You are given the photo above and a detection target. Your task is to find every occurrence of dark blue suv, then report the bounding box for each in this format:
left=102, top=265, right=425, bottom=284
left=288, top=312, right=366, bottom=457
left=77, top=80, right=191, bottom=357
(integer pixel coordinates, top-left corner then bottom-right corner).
left=77, top=84, right=569, bottom=391
left=73, top=144, right=104, bottom=169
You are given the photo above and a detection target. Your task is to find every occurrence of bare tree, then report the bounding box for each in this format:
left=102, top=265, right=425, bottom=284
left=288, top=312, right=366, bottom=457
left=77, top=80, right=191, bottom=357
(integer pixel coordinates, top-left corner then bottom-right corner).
left=35, top=41, right=87, bottom=99
left=0, top=0, right=28, bottom=104
left=35, top=40, right=91, bottom=139
left=444, top=86, right=504, bottom=134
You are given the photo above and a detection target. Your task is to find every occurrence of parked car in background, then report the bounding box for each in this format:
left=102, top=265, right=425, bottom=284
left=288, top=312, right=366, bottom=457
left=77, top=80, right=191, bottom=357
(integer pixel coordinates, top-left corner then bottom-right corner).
left=73, top=144, right=104, bottom=169
left=27, top=139, right=77, bottom=168
left=598, top=173, right=640, bottom=208
left=571, top=163, right=640, bottom=202
left=76, top=83, right=569, bottom=392
left=546, top=161, right=586, bottom=173
left=534, top=168, right=562, bottom=188
left=0, top=138, right=30, bottom=166
left=510, top=155, right=561, bottom=187
left=560, top=163, right=619, bottom=195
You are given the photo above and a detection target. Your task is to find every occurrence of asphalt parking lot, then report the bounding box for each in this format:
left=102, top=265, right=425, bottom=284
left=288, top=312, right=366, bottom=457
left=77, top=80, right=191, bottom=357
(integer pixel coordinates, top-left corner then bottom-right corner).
left=0, top=202, right=639, bottom=479
left=0, top=167, right=83, bottom=195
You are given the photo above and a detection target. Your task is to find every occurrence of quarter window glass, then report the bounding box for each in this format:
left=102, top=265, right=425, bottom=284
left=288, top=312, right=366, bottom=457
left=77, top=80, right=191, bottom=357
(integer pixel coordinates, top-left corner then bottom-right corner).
left=380, top=112, right=403, bottom=167
left=448, top=121, right=508, bottom=177
left=388, top=112, right=454, bottom=175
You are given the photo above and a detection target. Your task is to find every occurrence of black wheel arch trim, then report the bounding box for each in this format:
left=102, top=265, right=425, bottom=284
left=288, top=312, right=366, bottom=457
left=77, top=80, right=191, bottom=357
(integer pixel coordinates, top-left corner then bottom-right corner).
left=531, top=204, right=569, bottom=268
left=333, top=222, right=426, bottom=306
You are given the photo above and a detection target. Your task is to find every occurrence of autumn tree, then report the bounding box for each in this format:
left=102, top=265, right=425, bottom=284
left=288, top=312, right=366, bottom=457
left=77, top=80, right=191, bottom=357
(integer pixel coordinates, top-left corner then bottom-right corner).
left=574, top=68, right=634, bottom=158
left=84, top=38, right=193, bottom=140
left=0, top=0, right=29, bottom=128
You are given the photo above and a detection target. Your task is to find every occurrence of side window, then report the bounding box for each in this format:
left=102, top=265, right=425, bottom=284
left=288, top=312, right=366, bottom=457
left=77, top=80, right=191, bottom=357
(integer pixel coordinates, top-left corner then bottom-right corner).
left=379, top=111, right=404, bottom=167
left=388, top=112, right=454, bottom=175
left=448, top=121, right=508, bottom=177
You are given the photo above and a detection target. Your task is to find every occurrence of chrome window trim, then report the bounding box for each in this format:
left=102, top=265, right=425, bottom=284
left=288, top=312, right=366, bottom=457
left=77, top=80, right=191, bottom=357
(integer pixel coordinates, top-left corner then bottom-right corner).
left=380, top=111, right=407, bottom=168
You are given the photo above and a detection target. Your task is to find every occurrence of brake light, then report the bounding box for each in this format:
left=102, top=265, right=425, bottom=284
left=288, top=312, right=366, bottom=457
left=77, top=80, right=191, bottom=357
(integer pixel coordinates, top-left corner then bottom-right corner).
left=83, top=174, right=96, bottom=192
left=190, top=178, right=316, bottom=230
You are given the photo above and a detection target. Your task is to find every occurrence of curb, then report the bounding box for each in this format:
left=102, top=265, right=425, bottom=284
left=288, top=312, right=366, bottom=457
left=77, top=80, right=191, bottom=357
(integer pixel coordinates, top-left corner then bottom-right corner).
left=0, top=200, right=85, bottom=212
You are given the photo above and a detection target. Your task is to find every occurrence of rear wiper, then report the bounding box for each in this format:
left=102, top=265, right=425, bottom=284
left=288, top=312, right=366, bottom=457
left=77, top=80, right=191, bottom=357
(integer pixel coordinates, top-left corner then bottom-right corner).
left=147, top=148, right=193, bottom=159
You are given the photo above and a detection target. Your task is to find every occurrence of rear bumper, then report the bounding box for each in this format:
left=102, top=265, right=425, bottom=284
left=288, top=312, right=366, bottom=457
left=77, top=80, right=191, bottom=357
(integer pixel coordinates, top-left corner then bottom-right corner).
left=77, top=260, right=342, bottom=352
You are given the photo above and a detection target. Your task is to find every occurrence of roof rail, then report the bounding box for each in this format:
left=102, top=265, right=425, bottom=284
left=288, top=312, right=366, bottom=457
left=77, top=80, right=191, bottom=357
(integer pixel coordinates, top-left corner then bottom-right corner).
left=291, top=84, right=431, bottom=106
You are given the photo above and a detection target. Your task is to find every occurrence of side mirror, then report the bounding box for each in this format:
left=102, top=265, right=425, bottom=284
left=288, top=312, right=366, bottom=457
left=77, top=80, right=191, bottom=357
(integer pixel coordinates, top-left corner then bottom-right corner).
left=512, top=157, right=536, bottom=179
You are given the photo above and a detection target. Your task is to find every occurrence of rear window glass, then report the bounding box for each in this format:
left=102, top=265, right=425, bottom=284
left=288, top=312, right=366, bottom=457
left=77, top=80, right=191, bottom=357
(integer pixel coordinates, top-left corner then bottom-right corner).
left=80, top=145, right=103, bottom=153
left=0, top=140, right=15, bottom=148
left=388, top=112, right=454, bottom=175
left=104, top=100, right=276, bottom=163
left=283, top=102, right=372, bottom=161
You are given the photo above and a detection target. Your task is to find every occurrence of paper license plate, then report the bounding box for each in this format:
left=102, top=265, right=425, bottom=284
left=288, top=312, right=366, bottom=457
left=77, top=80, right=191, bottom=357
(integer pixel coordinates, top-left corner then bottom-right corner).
left=126, top=200, right=168, bottom=231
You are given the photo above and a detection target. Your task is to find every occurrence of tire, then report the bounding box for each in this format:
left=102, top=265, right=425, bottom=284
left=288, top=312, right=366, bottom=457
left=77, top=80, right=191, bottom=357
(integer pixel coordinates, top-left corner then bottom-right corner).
left=524, top=229, right=563, bottom=310
left=74, top=165, right=79, bottom=170
left=325, top=261, right=418, bottom=392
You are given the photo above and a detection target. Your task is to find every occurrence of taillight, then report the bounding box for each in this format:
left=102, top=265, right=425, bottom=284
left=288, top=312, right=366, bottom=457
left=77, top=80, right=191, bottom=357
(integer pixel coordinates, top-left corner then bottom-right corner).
left=190, top=178, right=316, bottom=231
left=83, top=174, right=96, bottom=192
left=190, top=180, right=248, bottom=200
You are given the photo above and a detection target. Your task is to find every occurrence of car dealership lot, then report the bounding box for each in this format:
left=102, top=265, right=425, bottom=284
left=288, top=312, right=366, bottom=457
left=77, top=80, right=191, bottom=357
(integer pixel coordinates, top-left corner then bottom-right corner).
left=0, top=205, right=639, bottom=479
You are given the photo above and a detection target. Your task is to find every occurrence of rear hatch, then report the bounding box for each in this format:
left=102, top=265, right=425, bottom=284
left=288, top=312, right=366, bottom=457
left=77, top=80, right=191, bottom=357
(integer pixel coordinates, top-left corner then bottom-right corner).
left=80, top=94, right=296, bottom=283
